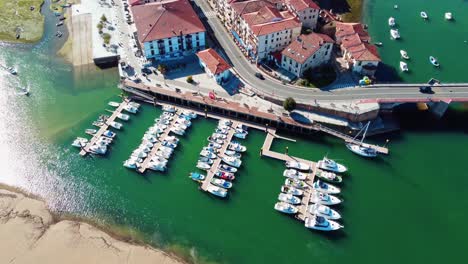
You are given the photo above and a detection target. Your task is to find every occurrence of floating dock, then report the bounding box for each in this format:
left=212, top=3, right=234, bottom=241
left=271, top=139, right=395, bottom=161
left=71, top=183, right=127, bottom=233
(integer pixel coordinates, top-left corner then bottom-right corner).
left=137, top=109, right=182, bottom=173
left=80, top=100, right=130, bottom=156
left=200, top=121, right=240, bottom=191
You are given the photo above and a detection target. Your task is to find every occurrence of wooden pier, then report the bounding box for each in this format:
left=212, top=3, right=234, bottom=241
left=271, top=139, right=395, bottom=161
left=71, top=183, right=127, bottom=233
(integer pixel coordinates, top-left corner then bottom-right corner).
left=200, top=121, right=239, bottom=191
left=137, top=109, right=182, bottom=173
left=80, top=100, right=130, bottom=156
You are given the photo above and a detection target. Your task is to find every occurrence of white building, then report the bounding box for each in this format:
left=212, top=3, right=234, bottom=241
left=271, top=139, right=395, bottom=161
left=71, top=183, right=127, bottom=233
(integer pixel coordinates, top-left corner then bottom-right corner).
left=280, top=33, right=334, bottom=77
left=197, top=48, right=232, bottom=84
left=285, top=0, right=320, bottom=29
left=131, top=0, right=206, bottom=61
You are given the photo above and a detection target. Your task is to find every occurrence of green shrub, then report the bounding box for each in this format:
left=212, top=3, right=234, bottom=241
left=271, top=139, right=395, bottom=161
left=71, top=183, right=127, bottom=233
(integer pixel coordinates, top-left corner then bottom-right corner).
left=283, top=97, right=297, bottom=112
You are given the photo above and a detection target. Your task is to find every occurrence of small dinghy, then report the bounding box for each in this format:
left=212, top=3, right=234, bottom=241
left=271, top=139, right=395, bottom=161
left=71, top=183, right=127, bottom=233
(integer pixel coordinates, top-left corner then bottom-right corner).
left=390, top=29, right=400, bottom=39
left=445, top=12, right=452, bottom=20
left=420, top=11, right=428, bottom=19
left=388, top=17, right=395, bottom=27
left=429, top=56, right=440, bottom=67
left=108, top=101, right=120, bottom=107
left=400, top=50, right=409, bottom=59
left=400, top=61, right=409, bottom=72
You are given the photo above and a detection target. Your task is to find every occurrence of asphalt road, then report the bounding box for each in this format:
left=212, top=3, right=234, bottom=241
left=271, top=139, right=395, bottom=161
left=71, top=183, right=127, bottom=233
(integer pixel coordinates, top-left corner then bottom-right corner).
left=193, top=0, right=468, bottom=103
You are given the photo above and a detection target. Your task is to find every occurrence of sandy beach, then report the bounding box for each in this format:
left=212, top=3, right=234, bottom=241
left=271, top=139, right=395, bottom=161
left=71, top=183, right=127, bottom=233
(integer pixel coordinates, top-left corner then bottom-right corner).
left=0, top=186, right=185, bottom=264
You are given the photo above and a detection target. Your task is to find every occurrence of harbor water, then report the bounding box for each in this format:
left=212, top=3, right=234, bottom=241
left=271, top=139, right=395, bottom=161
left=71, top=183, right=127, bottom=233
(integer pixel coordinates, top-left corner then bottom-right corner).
left=1, top=1, right=468, bottom=264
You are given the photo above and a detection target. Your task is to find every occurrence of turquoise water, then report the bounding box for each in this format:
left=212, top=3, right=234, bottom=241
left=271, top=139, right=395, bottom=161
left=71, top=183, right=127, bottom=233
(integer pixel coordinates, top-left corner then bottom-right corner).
left=363, top=0, right=468, bottom=82
left=1, top=2, right=468, bottom=264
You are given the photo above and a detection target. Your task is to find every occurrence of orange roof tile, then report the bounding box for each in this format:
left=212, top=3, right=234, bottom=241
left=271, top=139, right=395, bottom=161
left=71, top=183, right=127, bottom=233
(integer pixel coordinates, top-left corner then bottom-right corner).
left=197, top=49, right=232, bottom=75
left=282, top=33, right=334, bottom=64
left=286, top=0, right=320, bottom=12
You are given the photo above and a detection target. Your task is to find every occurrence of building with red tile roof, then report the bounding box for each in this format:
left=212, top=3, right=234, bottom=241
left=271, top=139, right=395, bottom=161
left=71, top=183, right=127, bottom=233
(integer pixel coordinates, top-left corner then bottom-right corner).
left=197, top=49, right=232, bottom=84
left=131, top=0, right=206, bottom=61
left=280, top=33, right=334, bottom=77
left=285, top=0, right=320, bottom=29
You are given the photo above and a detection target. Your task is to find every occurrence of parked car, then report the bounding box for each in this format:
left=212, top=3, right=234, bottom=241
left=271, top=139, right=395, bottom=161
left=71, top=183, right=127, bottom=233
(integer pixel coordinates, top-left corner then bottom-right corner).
left=254, top=72, right=264, bottom=80
left=419, top=86, right=434, bottom=94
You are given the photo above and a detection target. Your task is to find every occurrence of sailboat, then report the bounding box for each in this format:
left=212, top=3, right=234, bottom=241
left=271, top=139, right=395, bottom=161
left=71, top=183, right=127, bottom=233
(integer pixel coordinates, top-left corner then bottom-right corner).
left=345, top=121, right=378, bottom=158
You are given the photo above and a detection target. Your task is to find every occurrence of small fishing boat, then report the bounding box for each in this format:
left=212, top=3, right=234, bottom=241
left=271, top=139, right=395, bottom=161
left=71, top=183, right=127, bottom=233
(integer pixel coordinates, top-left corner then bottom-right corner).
left=228, top=142, right=247, bottom=152
left=312, top=180, right=341, bottom=194
left=7, top=66, right=17, bottom=75
left=285, top=161, right=310, bottom=171
left=124, top=105, right=138, bottom=114
left=211, top=178, right=233, bottom=189
left=109, top=121, right=123, bottom=130
left=429, top=56, right=440, bottom=67
left=189, top=172, right=205, bottom=182
left=197, top=161, right=211, bottom=171
left=214, top=171, right=235, bottom=181
left=103, top=130, right=116, bottom=138
left=176, top=118, right=191, bottom=127
left=162, top=105, right=176, bottom=113
left=400, top=61, right=409, bottom=72
left=170, top=126, right=185, bottom=136
left=315, top=170, right=342, bottom=183
left=108, top=101, right=120, bottom=107
left=420, top=11, right=428, bottom=19
left=390, top=29, right=400, bottom=39
left=92, top=121, right=104, bottom=127
left=304, top=216, right=343, bottom=231
left=200, top=150, right=217, bottom=159
left=162, top=140, right=177, bottom=149
left=56, top=21, right=64, bottom=26
left=224, top=150, right=241, bottom=159
left=55, top=31, right=63, bottom=38
left=281, top=185, right=303, bottom=196
left=445, top=12, right=452, bottom=20
left=202, top=147, right=217, bottom=154
left=310, top=191, right=342, bottom=205
left=71, top=137, right=88, bottom=148
left=215, top=128, right=228, bottom=135
left=208, top=142, right=222, bottom=149
left=233, top=131, right=248, bottom=139
left=207, top=185, right=228, bottom=198
left=394, top=4, right=398, bottom=9
left=199, top=157, right=214, bottom=165
left=148, top=161, right=166, bottom=172
left=212, top=133, right=227, bottom=140
left=308, top=204, right=341, bottom=220
left=222, top=156, right=242, bottom=168
left=274, top=202, right=298, bottom=214
left=278, top=193, right=301, bottom=205
left=388, top=17, right=395, bottom=27
left=181, top=110, right=197, bottom=119
left=89, top=144, right=107, bottom=155
left=123, top=159, right=139, bottom=169
left=117, top=113, right=130, bottom=121
left=85, top=129, right=97, bottom=136
left=374, top=42, right=383, bottom=46
left=161, top=112, right=174, bottom=119
left=219, top=119, right=232, bottom=126
left=317, top=158, right=347, bottom=173
left=219, top=164, right=237, bottom=173
left=283, top=169, right=307, bottom=180
left=284, top=178, right=308, bottom=189
left=400, top=50, right=409, bottom=59
left=207, top=136, right=224, bottom=145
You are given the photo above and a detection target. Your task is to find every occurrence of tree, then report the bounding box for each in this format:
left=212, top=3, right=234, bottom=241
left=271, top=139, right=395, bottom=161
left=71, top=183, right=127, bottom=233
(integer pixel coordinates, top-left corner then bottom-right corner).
left=101, top=14, right=107, bottom=22
left=102, top=33, right=111, bottom=45
left=97, top=22, right=103, bottom=31
left=186, top=75, right=194, bottom=83
left=283, top=97, right=297, bottom=112
left=157, top=64, right=167, bottom=85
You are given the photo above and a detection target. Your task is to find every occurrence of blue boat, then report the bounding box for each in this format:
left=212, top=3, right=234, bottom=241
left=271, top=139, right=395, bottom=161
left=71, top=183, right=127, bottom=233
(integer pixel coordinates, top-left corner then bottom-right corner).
left=189, top=172, right=205, bottom=182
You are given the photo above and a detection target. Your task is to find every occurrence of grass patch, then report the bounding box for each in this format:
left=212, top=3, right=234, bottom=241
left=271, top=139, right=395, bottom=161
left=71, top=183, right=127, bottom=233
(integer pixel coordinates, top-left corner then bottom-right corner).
left=341, top=0, right=363, bottom=22
left=0, top=0, right=45, bottom=43
left=297, top=65, right=337, bottom=88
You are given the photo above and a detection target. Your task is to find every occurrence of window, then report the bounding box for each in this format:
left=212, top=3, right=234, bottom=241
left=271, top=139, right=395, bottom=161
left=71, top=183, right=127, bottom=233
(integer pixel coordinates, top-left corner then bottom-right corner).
left=283, top=56, right=286, bottom=61
left=265, top=39, right=268, bottom=44
left=313, top=54, right=316, bottom=59
left=168, top=39, right=172, bottom=45
left=169, top=47, right=173, bottom=52
left=277, top=32, right=279, bottom=36
left=151, top=50, right=155, bottom=56
left=295, top=62, right=298, bottom=67
left=276, top=38, right=279, bottom=41
left=304, top=63, right=307, bottom=67
left=325, top=51, right=328, bottom=56
left=309, top=16, right=312, bottom=19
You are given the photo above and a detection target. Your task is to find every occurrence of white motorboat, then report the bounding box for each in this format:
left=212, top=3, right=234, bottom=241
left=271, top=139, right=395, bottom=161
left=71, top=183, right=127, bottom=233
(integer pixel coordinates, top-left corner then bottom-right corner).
left=155, top=118, right=170, bottom=125
left=156, top=150, right=171, bottom=159
left=131, top=150, right=147, bottom=159
left=207, top=185, right=228, bottom=198
left=89, top=144, right=107, bottom=155
left=208, top=142, right=222, bottom=149
left=228, top=142, right=247, bottom=152
left=233, top=131, right=248, bottom=139
left=390, top=29, right=400, bottom=39
left=420, top=11, right=428, bottom=19
left=123, top=159, right=139, bottom=169
left=176, top=117, right=191, bottom=126
left=283, top=169, right=307, bottom=180
left=215, top=127, right=229, bottom=134
left=124, top=105, right=138, bottom=114
left=222, top=156, right=242, bottom=168
left=162, top=140, right=177, bottom=149
left=140, top=141, right=154, bottom=149
left=197, top=161, right=211, bottom=171
left=315, top=170, right=342, bottom=183
left=6, top=66, right=17, bottom=75
left=281, top=185, right=303, bottom=196
left=108, top=101, right=120, bottom=107
left=170, top=127, right=185, bottom=136
left=189, top=172, right=205, bottom=182
left=429, top=56, right=440, bottom=67
left=109, top=121, right=123, bottom=130
left=181, top=110, right=197, bottom=119
left=151, top=155, right=168, bottom=164
left=219, top=164, right=237, bottom=173
left=394, top=4, right=398, bottom=9
left=200, top=150, right=217, bottom=159
left=285, top=160, right=310, bottom=171
left=310, top=191, right=342, bottom=205
left=143, top=135, right=158, bottom=143
left=400, top=61, right=409, bottom=72
left=175, top=122, right=188, bottom=130
left=400, top=50, right=409, bottom=59
left=304, top=216, right=343, bottom=231
left=308, top=203, right=341, bottom=220
left=212, top=133, right=227, bottom=140
left=224, top=150, right=241, bottom=158
left=278, top=193, right=301, bottom=205
left=202, top=146, right=217, bottom=153
left=148, top=161, right=166, bottom=172
left=388, top=17, right=395, bottom=26
left=162, top=105, right=176, bottom=113
left=284, top=178, right=308, bottom=189
left=71, top=137, right=88, bottom=148
left=274, top=202, right=298, bottom=214
left=161, top=112, right=174, bottom=120
left=148, top=127, right=165, bottom=135
left=136, top=146, right=151, bottom=153
left=103, top=130, right=116, bottom=138
left=211, top=178, right=233, bottom=189
left=312, top=180, right=341, bottom=194
left=164, top=135, right=179, bottom=143
left=445, top=12, right=452, bottom=20
left=199, top=157, right=214, bottom=164
left=128, top=102, right=140, bottom=108
left=317, top=158, right=347, bottom=173
left=97, top=137, right=112, bottom=145
left=85, top=128, right=97, bottom=136
left=159, top=146, right=174, bottom=154
left=219, top=119, right=232, bottom=126
left=117, top=113, right=130, bottom=121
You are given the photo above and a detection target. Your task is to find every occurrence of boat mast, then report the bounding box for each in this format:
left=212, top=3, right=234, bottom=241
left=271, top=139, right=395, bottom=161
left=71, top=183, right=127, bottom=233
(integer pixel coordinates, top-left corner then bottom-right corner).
left=360, top=121, right=370, bottom=145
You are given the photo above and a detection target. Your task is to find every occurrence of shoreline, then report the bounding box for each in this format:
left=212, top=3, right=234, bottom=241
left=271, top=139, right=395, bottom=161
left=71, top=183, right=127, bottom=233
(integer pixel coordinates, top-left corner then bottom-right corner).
left=0, top=0, right=45, bottom=44
left=0, top=183, right=189, bottom=264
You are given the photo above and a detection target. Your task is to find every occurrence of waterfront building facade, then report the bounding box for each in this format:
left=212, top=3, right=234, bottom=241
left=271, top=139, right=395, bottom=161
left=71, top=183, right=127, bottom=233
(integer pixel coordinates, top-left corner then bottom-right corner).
left=131, top=0, right=206, bottom=61
left=196, top=48, right=232, bottom=84
left=280, top=33, right=334, bottom=77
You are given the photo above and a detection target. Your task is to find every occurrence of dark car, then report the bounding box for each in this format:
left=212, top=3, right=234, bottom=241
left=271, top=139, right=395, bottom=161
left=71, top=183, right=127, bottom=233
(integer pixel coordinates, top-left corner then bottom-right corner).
left=255, top=72, right=264, bottom=80
left=419, top=86, right=434, bottom=94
